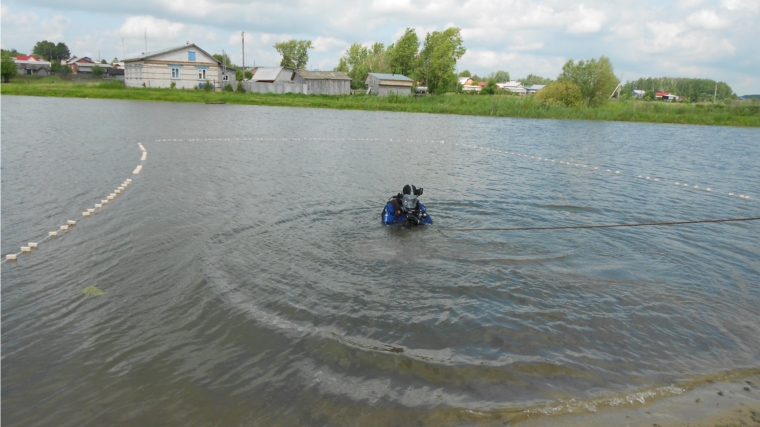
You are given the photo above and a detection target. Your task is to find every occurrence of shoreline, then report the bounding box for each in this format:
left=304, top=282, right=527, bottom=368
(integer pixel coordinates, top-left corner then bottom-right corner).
left=2, top=78, right=759, bottom=127
left=516, top=374, right=760, bottom=427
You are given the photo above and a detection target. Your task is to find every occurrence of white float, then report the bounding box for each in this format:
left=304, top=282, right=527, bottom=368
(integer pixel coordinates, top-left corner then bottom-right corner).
left=60, top=225, right=68, bottom=231
left=21, top=247, right=31, bottom=253
left=6, top=254, right=17, bottom=260
left=68, top=220, right=77, bottom=225
left=49, top=231, right=58, bottom=237
left=83, top=212, right=91, bottom=216
left=29, top=242, right=38, bottom=248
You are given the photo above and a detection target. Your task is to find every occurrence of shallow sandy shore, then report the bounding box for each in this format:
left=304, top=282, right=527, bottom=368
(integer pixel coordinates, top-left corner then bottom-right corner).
left=515, top=375, right=760, bottom=427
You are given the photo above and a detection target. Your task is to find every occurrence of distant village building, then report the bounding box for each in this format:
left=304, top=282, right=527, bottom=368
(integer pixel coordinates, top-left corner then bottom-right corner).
left=293, top=70, right=351, bottom=95
left=655, top=91, right=680, bottom=101
left=458, top=77, right=474, bottom=86
left=500, top=81, right=527, bottom=95
left=67, top=56, right=96, bottom=74
left=526, top=84, right=546, bottom=95
left=13, top=55, right=51, bottom=76
left=106, top=68, right=125, bottom=81
left=123, top=43, right=224, bottom=89
left=365, top=73, right=413, bottom=96
left=632, top=90, right=646, bottom=98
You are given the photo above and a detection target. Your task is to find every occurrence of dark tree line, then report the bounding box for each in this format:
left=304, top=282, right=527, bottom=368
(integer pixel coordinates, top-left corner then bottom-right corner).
left=623, top=77, right=734, bottom=102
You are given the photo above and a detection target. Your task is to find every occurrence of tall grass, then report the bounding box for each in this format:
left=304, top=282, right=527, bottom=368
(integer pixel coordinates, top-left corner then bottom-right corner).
left=2, top=78, right=758, bottom=127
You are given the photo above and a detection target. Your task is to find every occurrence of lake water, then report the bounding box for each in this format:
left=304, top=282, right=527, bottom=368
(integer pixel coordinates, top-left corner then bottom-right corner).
left=2, top=96, right=759, bottom=426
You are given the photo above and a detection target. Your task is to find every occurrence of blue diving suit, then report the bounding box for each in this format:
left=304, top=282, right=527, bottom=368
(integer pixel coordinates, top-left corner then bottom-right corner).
left=382, top=187, right=432, bottom=226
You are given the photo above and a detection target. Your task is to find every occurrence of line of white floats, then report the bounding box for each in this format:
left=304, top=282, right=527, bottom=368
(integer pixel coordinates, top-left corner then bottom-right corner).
left=4, top=142, right=148, bottom=262
left=152, top=136, right=752, bottom=201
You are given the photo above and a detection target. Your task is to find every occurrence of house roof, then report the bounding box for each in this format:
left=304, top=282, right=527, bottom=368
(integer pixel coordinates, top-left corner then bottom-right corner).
left=478, top=81, right=487, bottom=87
left=503, top=81, right=524, bottom=88
left=367, top=73, right=412, bottom=81
left=68, top=57, right=94, bottom=65
left=251, top=67, right=293, bottom=82
left=528, top=84, right=546, bottom=90
left=458, top=77, right=472, bottom=84
left=15, top=54, right=41, bottom=61
left=656, top=91, right=670, bottom=96
left=123, top=43, right=220, bottom=65
left=295, top=70, right=350, bottom=80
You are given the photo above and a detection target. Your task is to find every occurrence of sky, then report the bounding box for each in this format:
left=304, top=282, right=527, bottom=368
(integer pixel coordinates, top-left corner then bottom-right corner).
left=1, top=0, right=759, bottom=94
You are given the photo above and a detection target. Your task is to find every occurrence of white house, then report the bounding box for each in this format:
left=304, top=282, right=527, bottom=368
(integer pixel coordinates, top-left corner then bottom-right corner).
left=123, top=43, right=223, bottom=89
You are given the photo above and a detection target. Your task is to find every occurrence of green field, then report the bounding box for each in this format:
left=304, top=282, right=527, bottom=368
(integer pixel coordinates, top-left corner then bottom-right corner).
left=3, top=76, right=759, bottom=127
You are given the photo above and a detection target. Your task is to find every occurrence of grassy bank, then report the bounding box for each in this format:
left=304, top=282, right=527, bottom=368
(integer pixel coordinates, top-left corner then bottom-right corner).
left=3, top=76, right=759, bottom=127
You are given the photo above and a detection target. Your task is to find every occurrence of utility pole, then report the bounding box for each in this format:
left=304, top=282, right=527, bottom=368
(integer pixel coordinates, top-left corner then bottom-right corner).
left=144, top=29, right=148, bottom=56
left=241, top=31, right=245, bottom=72
left=122, top=38, right=125, bottom=61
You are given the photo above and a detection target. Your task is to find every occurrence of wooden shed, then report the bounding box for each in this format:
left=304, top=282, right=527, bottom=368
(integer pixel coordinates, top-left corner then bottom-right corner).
left=293, top=70, right=351, bottom=95
left=365, top=73, right=413, bottom=96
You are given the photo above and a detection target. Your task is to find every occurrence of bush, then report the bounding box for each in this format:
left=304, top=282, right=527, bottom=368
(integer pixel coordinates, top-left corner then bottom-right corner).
left=203, top=80, right=213, bottom=92
left=91, top=65, right=105, bottom=76
left=535, top=80, right=584, bottom=107
left=244, top=70, right=252, bottom=80
left=170, top=81, right=176, bottom=89
left=480, top=79, right=497, bottom=95
left=236, top=82, right=246, bottom=93
left=224, top=83, right=233, bottom=92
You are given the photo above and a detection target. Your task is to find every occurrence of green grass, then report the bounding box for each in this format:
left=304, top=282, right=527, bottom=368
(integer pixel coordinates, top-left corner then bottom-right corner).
left=3, top=76, right=759, bottom=127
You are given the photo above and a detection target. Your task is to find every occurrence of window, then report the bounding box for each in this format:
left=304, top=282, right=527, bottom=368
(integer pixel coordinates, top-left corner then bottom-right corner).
left=198, top=68, right=206, bottom=80
left=188, top=51, right=196, bottom=61
left=171, top=67, right=180, bottom=79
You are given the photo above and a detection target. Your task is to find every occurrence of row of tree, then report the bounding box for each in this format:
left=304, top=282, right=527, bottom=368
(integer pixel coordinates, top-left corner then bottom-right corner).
left=622, top=77, right=734, bottom=102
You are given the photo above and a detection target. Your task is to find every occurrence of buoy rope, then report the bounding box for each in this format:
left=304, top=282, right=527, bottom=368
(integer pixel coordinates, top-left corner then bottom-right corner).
left=439, top=217, right=760, bottom=232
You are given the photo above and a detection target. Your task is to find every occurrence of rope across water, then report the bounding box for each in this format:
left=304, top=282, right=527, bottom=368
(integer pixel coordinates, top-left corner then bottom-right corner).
left=440, top=217, right=760, bottom=232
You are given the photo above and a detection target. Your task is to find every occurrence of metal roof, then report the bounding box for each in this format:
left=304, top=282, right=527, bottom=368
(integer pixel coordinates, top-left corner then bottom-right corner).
left=252, top=67, right=291, bottom=82
left=295, top=70, right=350, bottom=80
left=368, top=73, right=412, bottom=81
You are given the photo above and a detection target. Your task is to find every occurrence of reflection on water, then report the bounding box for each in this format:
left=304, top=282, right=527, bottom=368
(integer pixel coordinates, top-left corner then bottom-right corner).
left=2, top=96, right=759, bottom=426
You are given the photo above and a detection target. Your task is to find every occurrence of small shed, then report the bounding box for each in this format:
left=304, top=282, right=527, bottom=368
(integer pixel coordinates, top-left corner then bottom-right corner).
left=501, top=81, right=527, bottom=95
left=293, top=70, right=351, bottom=95
left=251, top=67, right=295, bottom=83
left=365, top=73, right=413, bottom=96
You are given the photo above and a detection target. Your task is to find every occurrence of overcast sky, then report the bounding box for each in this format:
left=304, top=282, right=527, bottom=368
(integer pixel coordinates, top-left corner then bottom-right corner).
left=2, top=0, right=758, bottom=94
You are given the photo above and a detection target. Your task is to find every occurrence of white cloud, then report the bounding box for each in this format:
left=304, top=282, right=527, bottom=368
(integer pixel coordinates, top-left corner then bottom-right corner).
left=119, top=15, right=185, bottom=40
left=508, top=42, right=544, bottom=51
left=721, top=0, right=760, bottom=11
left=677, top=0, right=706, bottom=8
left=687, top=9, right=731, bottom=29
left=312, top=36, right=348, bottom=53
left=566, top=4, right=606, bottom=34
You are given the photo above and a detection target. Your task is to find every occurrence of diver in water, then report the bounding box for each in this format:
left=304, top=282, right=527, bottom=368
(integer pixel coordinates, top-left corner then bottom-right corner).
left=382, top=184, right=432, bottom=226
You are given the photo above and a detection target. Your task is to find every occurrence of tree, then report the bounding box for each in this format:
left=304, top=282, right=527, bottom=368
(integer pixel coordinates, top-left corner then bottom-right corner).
left=458, top=70, right=471, bottom=77
left=91, top=65, right=105, bottom=76
left=488, top=70, right=510, bottom=82
left=244, top=70, right=252, bottom=80
left=32, top=40, right=70, bottom=61
left=273, top=40, right=313, bottom=69
left=100, top=59, right=107, bottom=64
left=558, top=56, right=619, bottom=107
left=518, top=74, right=552, bottom=86
left=536, top=80, right=584, bottom=107
left=336, top=43, right=370, bottom=89
left=419, top=27, right=466, bottom=93
left=388, top=28, right=419, bottom=77
left=1, top=51, right=18, bottom=82
left=213, top=53, right=237, bottom=68
left=481, top=79, right=498, bottom=95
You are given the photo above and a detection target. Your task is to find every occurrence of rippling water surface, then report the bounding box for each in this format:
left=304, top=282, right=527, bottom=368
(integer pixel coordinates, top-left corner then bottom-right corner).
left=2, top=96, right=759, bottom=426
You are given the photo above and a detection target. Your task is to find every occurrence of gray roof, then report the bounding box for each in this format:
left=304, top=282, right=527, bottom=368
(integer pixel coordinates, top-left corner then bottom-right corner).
left=295, top=70, right=350, bottom=80
left=123, top=43, right=219, bottom=64
left=368, top=73, right=412, bottom=81
left=528, top=84, right=545, bottom=90
left=252, top=67, right=292, bottom=82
